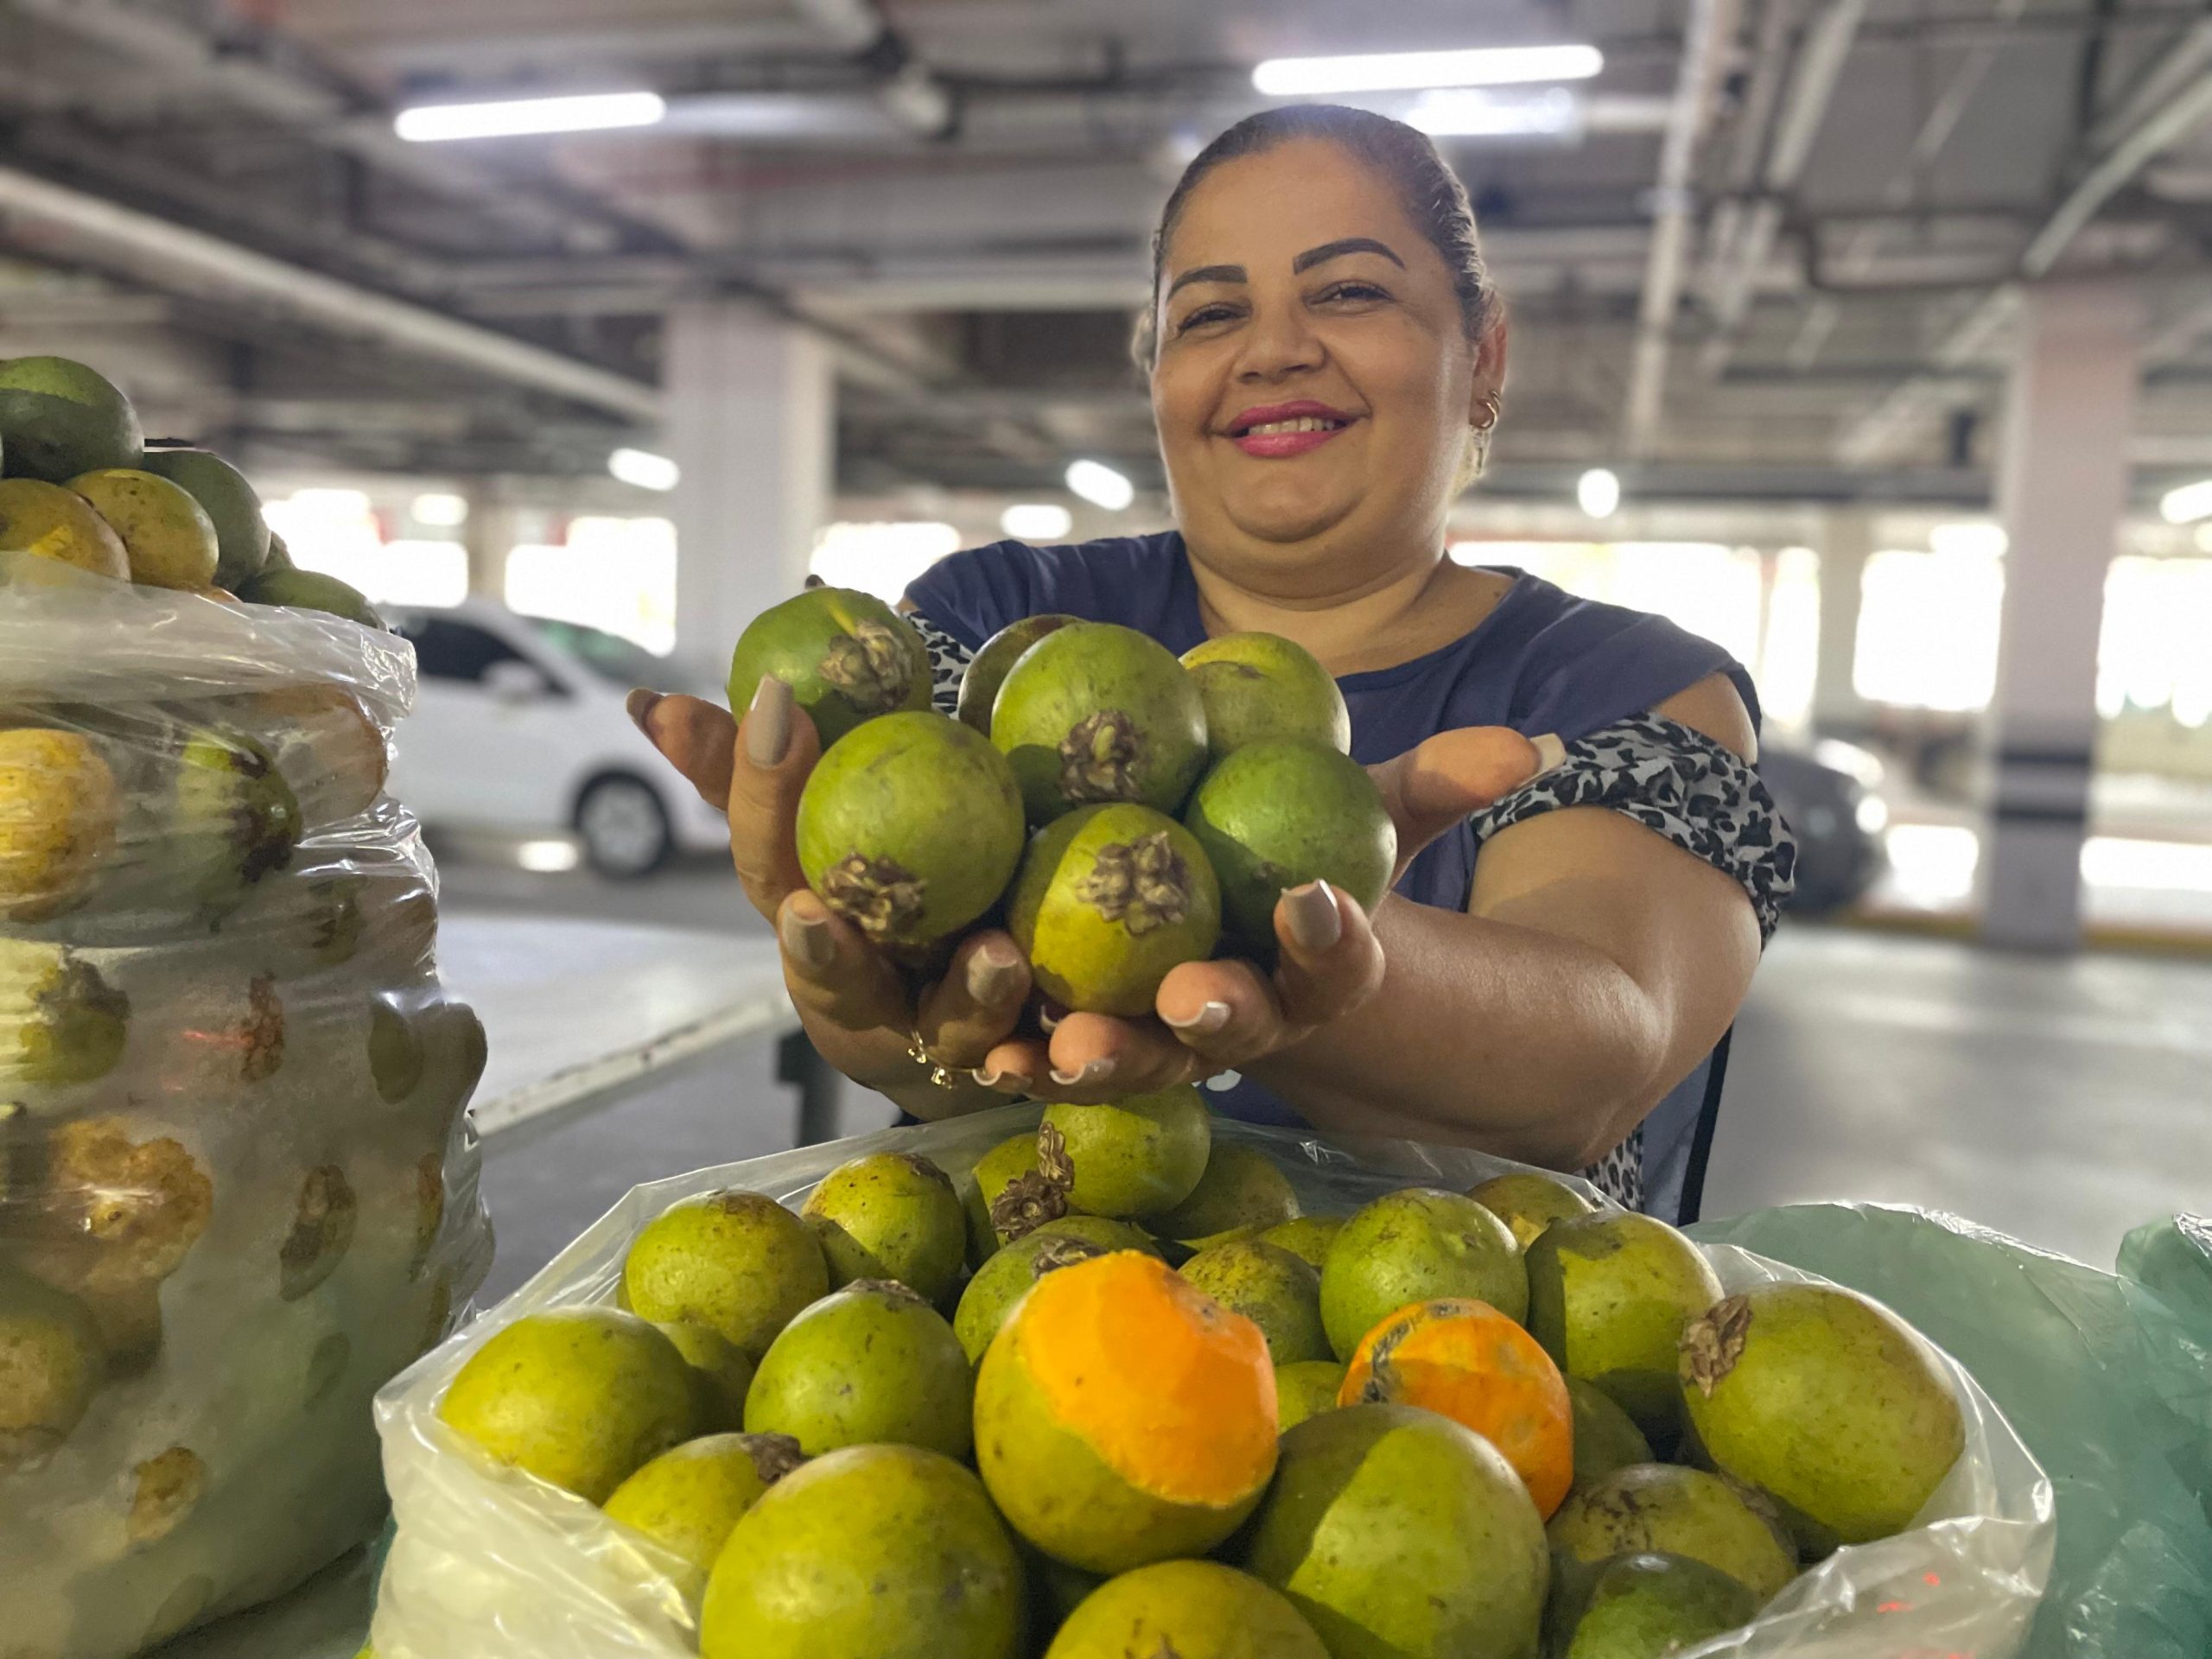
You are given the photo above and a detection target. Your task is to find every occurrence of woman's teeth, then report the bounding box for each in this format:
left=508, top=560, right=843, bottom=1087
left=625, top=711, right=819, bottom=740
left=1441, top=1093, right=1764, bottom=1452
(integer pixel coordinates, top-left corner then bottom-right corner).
left=1245, top=416, right=1344, bottom=435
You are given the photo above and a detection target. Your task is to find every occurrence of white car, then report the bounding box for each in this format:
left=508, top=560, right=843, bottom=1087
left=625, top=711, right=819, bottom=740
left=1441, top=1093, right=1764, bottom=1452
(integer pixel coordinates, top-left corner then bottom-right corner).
left=383, top=600, right=729, bottom=877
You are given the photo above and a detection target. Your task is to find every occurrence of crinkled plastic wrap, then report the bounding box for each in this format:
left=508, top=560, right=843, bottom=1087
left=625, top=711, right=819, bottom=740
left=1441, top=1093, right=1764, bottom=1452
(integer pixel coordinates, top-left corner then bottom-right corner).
left=0, top=554, right=493, bottom=1657
left=371, top=1103, right=2051, bottom=1659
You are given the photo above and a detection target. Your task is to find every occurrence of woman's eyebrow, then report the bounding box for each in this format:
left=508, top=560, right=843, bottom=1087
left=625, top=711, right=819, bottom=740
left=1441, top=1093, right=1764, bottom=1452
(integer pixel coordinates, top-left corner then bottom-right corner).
left=1165, top=263, right=1246, bottom=298
left=1292, top=237, right=1405, bottom=273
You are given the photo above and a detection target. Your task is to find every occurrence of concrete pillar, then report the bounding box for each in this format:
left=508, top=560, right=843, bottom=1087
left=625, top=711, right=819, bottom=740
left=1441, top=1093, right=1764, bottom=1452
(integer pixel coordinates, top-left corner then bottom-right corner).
left=1808, top=509, right=1873, bottom=735
left=664, top=302, right=835, bottom=692
left=463, top=485, right=524, bottom=601
left=1981, top=281, right=2140, bottom=951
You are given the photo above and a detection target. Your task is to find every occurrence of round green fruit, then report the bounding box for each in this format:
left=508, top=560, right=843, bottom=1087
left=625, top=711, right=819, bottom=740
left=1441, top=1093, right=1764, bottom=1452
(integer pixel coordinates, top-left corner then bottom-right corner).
left=1549, top=1551, right=1759, bottom=1659
left=1181, top=1239, right=1330, bottom=1363
left=1274, top=1359, right=1346, bottom=1430
left=744, top=1281, right=974, bottom=1459
left=1180, top=632, right=1351, bottom=760
left=0, top=727, right=118, bottom=924
left=796, top=711, right=1024, bottom=948
left=1042, top=1085, right=1211, bottom=1218
left=1150, top=1142, right=1300, bottom=1249
left=1047, top=1560, right=1330, bottom=1659
left=1259, top=1215, right=1344, bottom=1272
left=173, top=727, right=302, bottom=915
left=1548, top=1463, right=1796, bottom=1604
left=0, top=938, right=129, bottom=1085
left=0, top=478, right=129, bottom=580
left=1007, top=803, right=1219, bottom=1017
left=991, top=621, right=1208, bottom=823
left=1679, top=1283, right=1965, bottom=1551
left=802, top=1151, right=968, bottom=1302
left=0, top=1266, right=103, bottom=1471
left=728, top=588, right=931, bottom=750
left=702, top=1443, right=1024, bottom=1659
left=623, top=1190, right=830, bottom=1362
left=67, top=469, right=219, bottom=590
left=602, top=1432, right=804, bottom=1574
left=957, top=613, right=1078, bottom=733
left=967, top=1132, right=1051, bottom=1262
left=0, top=357, right=142, bottom=483
left=139, top=448, right=270, bottom=590
left=653, top=1322, right=756, bottom=1427
left=238, top=568, right=386, bottom=631
left=1566, top=1376, right=1652, bottom=1496
left=955, top=1229, right=1115, bottom=1364
left=1183, top=741, right=1395, bottom=954
left=1468, top=1171, right=1598, bottom=1251
left=1319, top=1189, right=1526, bottom=1360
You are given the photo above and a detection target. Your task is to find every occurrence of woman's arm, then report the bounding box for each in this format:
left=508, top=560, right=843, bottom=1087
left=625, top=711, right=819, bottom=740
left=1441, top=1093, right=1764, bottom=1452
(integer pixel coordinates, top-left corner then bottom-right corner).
left=1240, top=674, right=1764, bottom=1168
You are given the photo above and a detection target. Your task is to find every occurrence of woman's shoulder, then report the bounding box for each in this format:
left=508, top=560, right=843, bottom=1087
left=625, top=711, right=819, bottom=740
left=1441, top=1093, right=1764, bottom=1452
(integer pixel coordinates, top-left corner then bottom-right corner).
left=904, top=529, right=1187, bottom=648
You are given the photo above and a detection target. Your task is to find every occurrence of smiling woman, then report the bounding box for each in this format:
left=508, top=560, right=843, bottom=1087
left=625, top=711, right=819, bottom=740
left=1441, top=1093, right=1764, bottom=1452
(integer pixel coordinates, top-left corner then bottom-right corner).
left=635, top=105, right=1796, bottom=1224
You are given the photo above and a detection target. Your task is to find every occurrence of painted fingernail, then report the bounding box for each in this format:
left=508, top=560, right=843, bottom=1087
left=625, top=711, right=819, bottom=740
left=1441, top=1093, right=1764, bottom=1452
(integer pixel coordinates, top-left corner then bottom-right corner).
left=972, top=1065, right=1032, bottom=1091
left=1530, top=732, right=1567, bottom=775
left=1038, top=1005, right=1064, bottom=1033
left=1048, top=1058, right=1116, bottom=1089
left=1282, top=881, right=1343, bottom=954
left=966, top=944, right=1023, bottom=1005
left=747, top=676, right=793, bottom=768
left=625, top=687, right=661, bottom=735
left=779, top=906, right=834, bottom=970
left=1163, top=1000, right=1232, bottom=1034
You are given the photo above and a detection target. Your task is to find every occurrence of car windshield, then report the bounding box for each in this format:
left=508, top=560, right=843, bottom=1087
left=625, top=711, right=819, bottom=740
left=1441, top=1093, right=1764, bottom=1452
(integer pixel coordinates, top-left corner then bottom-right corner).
left=523, top=617, right=669, bottom=688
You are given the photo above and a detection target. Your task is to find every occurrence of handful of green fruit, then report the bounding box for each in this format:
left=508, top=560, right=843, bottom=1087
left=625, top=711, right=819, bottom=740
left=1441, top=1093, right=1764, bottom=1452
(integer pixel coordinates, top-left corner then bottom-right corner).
left=729, top=588, right=1397, bottom=1015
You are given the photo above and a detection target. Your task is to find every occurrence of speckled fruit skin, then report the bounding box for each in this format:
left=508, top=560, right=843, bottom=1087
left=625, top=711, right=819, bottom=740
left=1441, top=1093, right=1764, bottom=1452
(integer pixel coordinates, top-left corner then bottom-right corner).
left=966, top=1133, right=1044, bottom=1262
left=140, top=448, right=270, bottom=590
left=1319, top=1189, right=1527, bottom=1360
left=1547, top=1463, right=1797, bottom=1604
left=436, top=1308, right=705, bottom=1503
left=1183, top=741, right=1395, bottom=954
left=1007, top=803, right=1219, bottom=1017
left=1274, top=1360, right=1347, bottom=1431
left=601, top=1432, right=804, bottom=1573
left=1678, top=1283, right=1965, bottom=1551
left=1235, top=1404, right=1549, bottom=1659
left=0, top=728, right=118, bottom=924
left=1180, top=1239, right=1330, bottom=1363
left=1566, top=1376, right=1652, bottom=1495
left=1180, top=633, right=1351, bottom=760
left=802, top=1151, right=969, bottom=1303
left=956, top=1230, right=1113, bottom=1364
left=1149, top=1142, right=1300, bottom=1249
left=958, top=613, right=1079, bottom=733
left=652, top=1322, right=756, bottom=1427
left=0, top=938, right=129, bottom=1085
left=67, top=468, right=219, bottom=590
left=1467, top=1171, right=1598, bottom=1251
left=702, top=1444, right=1024, bottom=1659
left=727, top=587, right=931, bottom=750
left=1259, top=1216, right=1344, bottom=1271
left=1548, top=1552, right=1759, bottom=1659
left=1524, top=1211, right=1723, bottom=1442
left=990, top=622, right=1208, bottom=823
left=1045, top=1560, right=1331, bottom=1659
left=795, top=711, right=1025, bottom=949
left=1042, top=1086, right=1211, bottom=1218
left=622, top=1190, right=830, bottom=1362
left=743, top=1281, right=974, bottom=1459
left=0, top=1265, right=103, bottom=1471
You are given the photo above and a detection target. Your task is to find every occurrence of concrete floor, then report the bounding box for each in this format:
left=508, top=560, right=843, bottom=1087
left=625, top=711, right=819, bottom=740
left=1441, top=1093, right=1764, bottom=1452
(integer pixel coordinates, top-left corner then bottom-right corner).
left=440, top=855, right=2211, bottom=1303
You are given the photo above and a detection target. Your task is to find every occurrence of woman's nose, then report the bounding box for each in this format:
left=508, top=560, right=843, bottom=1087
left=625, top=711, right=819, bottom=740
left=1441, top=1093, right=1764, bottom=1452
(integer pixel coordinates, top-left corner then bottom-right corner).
left=1232, top=301, right=1324, bottom=381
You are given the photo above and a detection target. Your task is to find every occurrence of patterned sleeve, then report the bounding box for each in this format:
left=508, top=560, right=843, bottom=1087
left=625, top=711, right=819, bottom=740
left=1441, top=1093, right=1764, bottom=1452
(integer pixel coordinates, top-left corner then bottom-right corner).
left=907, top=610, right=977, bottom=717
left=1470, top=713, right=1798, bottom=939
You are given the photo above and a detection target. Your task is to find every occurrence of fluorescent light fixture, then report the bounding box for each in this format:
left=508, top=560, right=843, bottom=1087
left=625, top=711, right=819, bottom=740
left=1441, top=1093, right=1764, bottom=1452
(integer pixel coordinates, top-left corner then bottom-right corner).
left=396, top=91, right=666, bottom=144
left=1929, top=520, right=2007, bottom=558
left=1577, top=467, right=1621, bottom=519
left=1065, top=460, right=1135, bottom=512
left=1001, top=503, right=1074, bottom=541
left=2158, top=478, right=2212, bottom=524
left=410, top=491, right=470, bottom=528
left=1253, top=44, right=1603, bottom=98
left=1409, top=87, right=1580, bottom=139
left=609, top=448, right=680, bottom=492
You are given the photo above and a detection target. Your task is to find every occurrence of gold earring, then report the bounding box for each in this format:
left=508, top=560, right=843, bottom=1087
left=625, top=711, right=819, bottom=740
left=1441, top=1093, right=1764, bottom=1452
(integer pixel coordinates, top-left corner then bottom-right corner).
left=1472, top=395, right=1502, bottom=433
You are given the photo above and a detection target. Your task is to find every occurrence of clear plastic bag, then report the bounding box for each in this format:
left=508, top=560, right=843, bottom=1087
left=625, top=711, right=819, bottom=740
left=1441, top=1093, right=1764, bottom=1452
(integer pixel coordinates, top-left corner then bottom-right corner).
left=0, top=554, right=493, bottom=1657
left=371, top=1103, right=2053, bottom=1659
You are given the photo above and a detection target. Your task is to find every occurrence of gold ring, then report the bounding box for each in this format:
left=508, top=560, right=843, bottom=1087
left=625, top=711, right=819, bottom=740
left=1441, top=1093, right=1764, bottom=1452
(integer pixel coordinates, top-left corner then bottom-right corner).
left=907, top=1027, right=959, bottom=1089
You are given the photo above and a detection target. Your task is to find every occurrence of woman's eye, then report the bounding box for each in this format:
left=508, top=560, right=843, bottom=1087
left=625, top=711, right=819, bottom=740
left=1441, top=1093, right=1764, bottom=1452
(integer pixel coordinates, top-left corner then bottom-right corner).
left=1320, top=281, right=1389, bottom=304
left=1174, top=303, right=1240, bottom=334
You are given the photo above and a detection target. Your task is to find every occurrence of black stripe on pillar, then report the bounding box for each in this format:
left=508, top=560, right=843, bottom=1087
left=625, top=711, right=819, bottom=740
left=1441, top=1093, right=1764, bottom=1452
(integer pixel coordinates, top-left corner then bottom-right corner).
left=1991, top=800, right=2091, bottom=827
left=1995, top=745, right=2095, bottom=772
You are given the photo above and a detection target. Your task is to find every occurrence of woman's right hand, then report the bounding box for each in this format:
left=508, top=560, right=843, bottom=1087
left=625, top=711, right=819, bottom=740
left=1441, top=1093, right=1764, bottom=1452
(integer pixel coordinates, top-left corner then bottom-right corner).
left=628, top=677, right=1032, bottom=1115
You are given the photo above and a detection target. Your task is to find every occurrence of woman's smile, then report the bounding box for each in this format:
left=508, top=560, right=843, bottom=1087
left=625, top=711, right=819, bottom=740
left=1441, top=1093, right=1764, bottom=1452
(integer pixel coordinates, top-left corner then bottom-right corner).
left=1224, top=399, right=1360, bottom=459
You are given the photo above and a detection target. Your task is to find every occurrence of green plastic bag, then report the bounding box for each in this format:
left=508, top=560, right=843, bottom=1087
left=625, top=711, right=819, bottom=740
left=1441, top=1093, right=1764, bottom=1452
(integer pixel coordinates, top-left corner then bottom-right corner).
left=1690, top=1204, right=2212, bottom=1659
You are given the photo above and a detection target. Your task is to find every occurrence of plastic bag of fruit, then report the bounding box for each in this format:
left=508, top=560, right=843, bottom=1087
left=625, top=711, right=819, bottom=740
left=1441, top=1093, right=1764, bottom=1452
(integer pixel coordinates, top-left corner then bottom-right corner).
left=0, top=553, right=492, bottom=1657
left=370, top=1099, right=2050, bottom=1659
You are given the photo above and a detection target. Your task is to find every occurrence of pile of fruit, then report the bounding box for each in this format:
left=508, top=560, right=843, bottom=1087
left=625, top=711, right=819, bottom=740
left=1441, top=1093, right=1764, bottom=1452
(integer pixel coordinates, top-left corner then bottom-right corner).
left=430, top=1108, right=1969, bottom=1659
left=732, top=588, right=1400, bottom=998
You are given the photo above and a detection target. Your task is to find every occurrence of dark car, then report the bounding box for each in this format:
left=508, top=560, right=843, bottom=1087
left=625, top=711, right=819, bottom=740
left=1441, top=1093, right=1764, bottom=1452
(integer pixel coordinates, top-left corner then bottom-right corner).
left=1758, top=740, right=1888, bottom=917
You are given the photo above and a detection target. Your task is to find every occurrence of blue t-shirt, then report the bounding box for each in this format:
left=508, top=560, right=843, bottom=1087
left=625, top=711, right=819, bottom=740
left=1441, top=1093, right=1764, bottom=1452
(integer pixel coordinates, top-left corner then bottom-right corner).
left=907, top=531, right=1758, bottom=1221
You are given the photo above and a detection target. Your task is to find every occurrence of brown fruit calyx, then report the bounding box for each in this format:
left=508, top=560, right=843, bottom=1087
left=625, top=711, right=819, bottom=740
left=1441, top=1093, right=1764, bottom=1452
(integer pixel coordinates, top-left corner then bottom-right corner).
left=846, top=1277, right=930, bottom=1306
left=817, top=620, right=916, bottom=714
left=991, top=1124, right=1074, bottom=1242
left=819, top=853, right=926, bottom=941
left=1076, top=831, right=1192, bottom=937
left=1058, top=709, right=1142, bottom=802
left=238, top=974, right=284, bottom=1082
left=894, top=1152, right=957, bottom=1192
left=745, top=1433, right=807, bottom=1485
left=1680, top=1293, right=1753, bottom=1397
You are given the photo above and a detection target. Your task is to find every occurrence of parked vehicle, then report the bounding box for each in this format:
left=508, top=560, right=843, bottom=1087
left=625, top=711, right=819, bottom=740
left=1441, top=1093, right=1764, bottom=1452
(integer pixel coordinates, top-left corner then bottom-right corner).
left=1760, top=738, right=1889, bottom=916
left=385, top=601, right=729, bottom=877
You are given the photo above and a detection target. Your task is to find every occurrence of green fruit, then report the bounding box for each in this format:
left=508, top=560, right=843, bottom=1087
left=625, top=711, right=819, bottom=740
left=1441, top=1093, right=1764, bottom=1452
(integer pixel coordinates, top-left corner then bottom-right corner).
left=602, top=1432, right=804, bottom=1574
left=795, top=711, right=1025, bottom=948
left=1181, top=632, right=1351, bottom=760
left=967, top=1132, right=1052, bottom=1262
left=745, top=1280, right=973, bottom=1459
left=1678, top=1284, right=1965, bottom=1551
left=1274, top=1359, right=1346, bottom=1430
left=802, top=1151, right=968, bottom=1302
left=653, top=1322, right=757, bottom=1427
left=1567, top=1376, right=1652, bottom=1495
left=1183, top=741, right=1395, bottom=954
left=278, top=1164, right=358, bottom=1300
left=368, top=996, right=425, bottom=1103
left=1042, top=1085, right=1211, bottom=1218
left=1236, top=1403, right=1548, bottom=1659
left=263, top=530, right=296, bottom=571
left=958, top=613, right=1078, bottom=733
left=1548, top=1464, right=1796, bottom=1604
left=1047, top=1560, right=1330, bottom=1659
left=1181, top=1239, right=1330, bottom=1363
left=0, top=357, right=142, bottom=483
left=1319, top=1189, right=1526, bottom=1360
left=1259, top=1215, right=1344, bottom=1271
left=0, top=1266, right=103, bottom=1471
left=0, top=938, right=129, bottom=1085
left=1548, top=1552, right=1759, bottom=1659
left=1151, top=1142, right=1300, bottom=1248
left=139, top=448, right=270, bottom=590
left=1008, top=803, right=1220, bottom=1017
left=238, top=568, right=386, bottom=631
left=67, top=468, right=219, bottom=590
left=1030, top=1214, right=1164, bottom=1255
left=1525, top=1212, right=1723, bottom=1442
left=437, top=1308, right=705, bottom=1503
left=728, top=588, right=931, bottom=750
left=623, top=1190, right=830, bottom=1362
left=991, top=621, right=1208, bottom=823
left=0, top=477, right=129, bottom=579
left=173, top=728, right=302, bottom=915
left=702, top=1443, right=1024, bottom=1659
left=0, top=728, right=118, bottom=924
left=955, top=1230, right=1115, bottom=1365
left=1468, top=1171, right=1598, bottom=1251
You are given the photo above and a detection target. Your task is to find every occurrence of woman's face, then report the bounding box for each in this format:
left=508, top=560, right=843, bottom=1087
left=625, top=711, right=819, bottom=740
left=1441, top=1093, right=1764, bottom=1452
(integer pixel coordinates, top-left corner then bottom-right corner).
left=1149, top=138, right=1501, bottom=590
